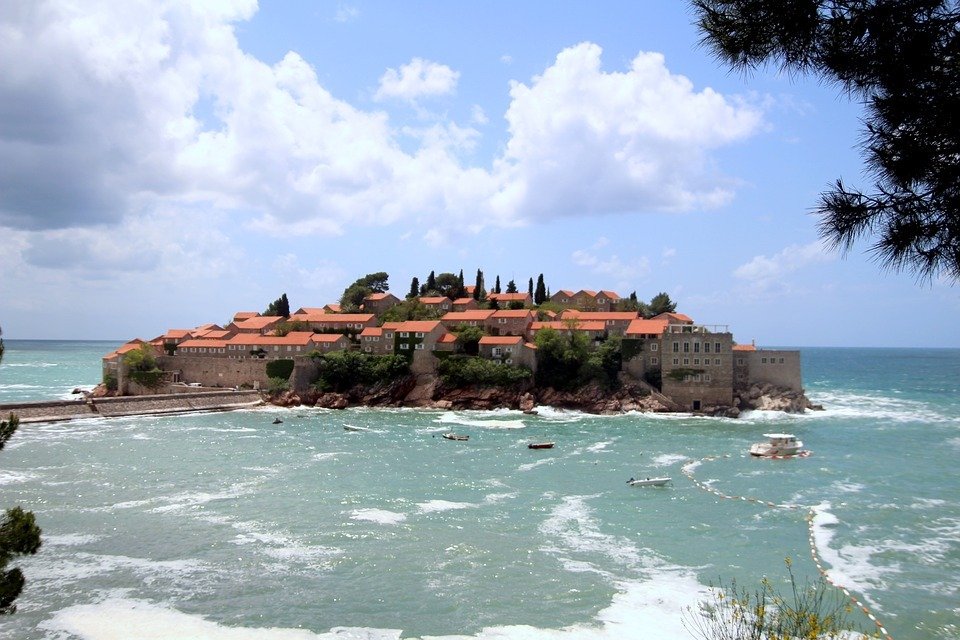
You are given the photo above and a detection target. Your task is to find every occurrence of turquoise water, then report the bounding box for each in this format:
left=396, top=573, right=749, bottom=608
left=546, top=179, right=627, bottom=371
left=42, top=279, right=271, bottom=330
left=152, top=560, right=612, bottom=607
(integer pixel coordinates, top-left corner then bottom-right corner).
left=0, top=342, right=958, bottom=639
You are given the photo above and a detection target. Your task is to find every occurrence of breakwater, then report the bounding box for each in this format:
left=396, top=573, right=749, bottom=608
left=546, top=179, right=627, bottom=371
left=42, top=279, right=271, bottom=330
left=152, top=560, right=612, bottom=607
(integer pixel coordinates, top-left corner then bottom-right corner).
left=0, top=390, right=263, bottom=424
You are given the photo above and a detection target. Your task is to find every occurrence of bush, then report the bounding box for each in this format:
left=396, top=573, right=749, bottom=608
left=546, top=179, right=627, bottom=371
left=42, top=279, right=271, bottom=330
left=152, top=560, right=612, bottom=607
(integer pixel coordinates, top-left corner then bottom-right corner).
left=438, top=355, right=532, bottom=388
left=267, top=377, right=290, bottom=393
left=684, top=559, right=871, bottom=640
left=265, top=359, right=295, bottom=380
left=312, top=351, right=409, bottom=392
left=123, top=344, right=165, bottom=389
left=103, top=372, right=118, bottom=391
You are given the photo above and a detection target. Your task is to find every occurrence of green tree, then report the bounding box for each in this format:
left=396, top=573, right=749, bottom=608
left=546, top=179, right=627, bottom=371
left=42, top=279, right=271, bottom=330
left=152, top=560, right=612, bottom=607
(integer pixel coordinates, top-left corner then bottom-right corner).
left=433, top=272, right=461, bottom=298
left=425, top=271, right=437, bottom=294
left=264, top=293, right=290, bottom=318
left=505, top=279, right=518, bottom=294
left=407, top=277, right=420, bottom=299
left=648, top=292, right=677, bottom=316
left=457, top=270, right=466, bottom=298
left=473, top=269, right=486, bottom=301
left=693, top=0, right=960, bottom=282
left=340, top=272, right=390, bottom=311
left=453, top=325, right=485, bottom=355
left=534, top=274, right=547, bottom=305
left=494, top=276, right=501, bottom=294
left=527, top=278, right=534, bottom=297
left=0, top=326, right=43, bottom=614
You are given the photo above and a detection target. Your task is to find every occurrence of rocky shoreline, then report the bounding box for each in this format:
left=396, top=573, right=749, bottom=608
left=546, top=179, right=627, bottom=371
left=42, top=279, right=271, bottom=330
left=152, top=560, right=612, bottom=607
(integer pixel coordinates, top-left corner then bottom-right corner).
left=268, top=374, right=821, bottom=417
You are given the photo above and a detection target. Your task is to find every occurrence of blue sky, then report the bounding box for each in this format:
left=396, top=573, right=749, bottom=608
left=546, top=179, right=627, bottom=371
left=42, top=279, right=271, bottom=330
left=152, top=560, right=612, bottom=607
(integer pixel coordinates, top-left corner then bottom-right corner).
left=0, top=1, right=956, bottom=347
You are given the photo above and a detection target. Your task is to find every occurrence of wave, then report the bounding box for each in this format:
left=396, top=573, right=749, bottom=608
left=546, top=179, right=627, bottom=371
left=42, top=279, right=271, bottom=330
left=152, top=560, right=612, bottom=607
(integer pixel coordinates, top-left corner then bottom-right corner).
left=39, top=569, right=711, bottom=640
left=650, top=454, right=687, bottom=468
left=518, top=457, right=554, bottom=472
left=436, top=411, right=526, bottom=430
left=350, top=508, right=407, bottom=525
left=417, top=500, right=477, bottom=513
left=811, top=390, right=957, bottom=424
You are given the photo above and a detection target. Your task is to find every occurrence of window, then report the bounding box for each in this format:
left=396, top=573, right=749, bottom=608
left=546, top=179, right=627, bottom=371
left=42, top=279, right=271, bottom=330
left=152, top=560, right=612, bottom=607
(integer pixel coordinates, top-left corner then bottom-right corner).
left=287, top=346, right=293, bottom=351
left=683, top=342, right=690, bottom=353
left=779, top=357, right=785, bottom=364
left=673, top=342, right=679, bottom=352
left=400, top=343, right=409, bottom=350
left=715, top=342, right=721, bottom=353
left=651, top=343, right=658, bottom=352
left=737, top=358, right=744, bottom=365
left=704, top=342, right=711, bottom=353
left=683, top=358, right=690, bottom=365
left=364, top=347, right=372, bottom=353
left=505, top=346, right=513, bottom=353
left=705, top=374, right=712, bottom=382
left=693, top=358, right=700, bottom=365
left=694, top=342, right=700, bottom=353
left=415, top=332, right=424, bottom=338
left=714, top=358, right=720, bottom=365
left=492, top=347, right=502, bottom=356
left=498, top=318, right=507, bottom=324
left=673, top=358, right=679, bottom=365
left=414, top=343, right=424, bottom=350
left=505, top=358, right=513, bottom=364
left=400, top=332, right=410, bottom=338
left=651, top=357, right=659, bottom=365
left=694, top=374, right=702, bottom=382
left=761, top=357, right=768, bottom=363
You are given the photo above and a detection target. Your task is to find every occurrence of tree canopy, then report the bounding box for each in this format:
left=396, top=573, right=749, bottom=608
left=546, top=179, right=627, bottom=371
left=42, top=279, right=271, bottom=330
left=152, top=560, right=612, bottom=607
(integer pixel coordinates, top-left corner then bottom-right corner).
left=340, top=272, right=390, bottom=311
left=693, top=0, right=960, bottom=282
left=648, top=292, right=677, bottom=316
left=264, top=293, right=290, bottom=318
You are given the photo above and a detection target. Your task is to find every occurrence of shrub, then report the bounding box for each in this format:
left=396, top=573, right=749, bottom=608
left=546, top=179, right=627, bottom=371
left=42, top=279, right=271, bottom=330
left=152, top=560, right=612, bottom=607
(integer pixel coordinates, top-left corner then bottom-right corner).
left=683, top=559, right=872, bottom=640
left=311, top=351, right=409, bottom=392
left=103, top=372, right=118, bottom=391
left=438, top=355, right=532, bottom=388
left=265, top=359, right=295, bottom=380
left=267, top=377, right=290, bottom=393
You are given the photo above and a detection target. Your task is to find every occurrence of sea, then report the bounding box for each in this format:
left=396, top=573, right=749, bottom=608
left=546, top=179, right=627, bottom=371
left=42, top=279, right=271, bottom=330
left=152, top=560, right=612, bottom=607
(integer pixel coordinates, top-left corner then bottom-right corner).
left=0, top=340, right=958, bottom=640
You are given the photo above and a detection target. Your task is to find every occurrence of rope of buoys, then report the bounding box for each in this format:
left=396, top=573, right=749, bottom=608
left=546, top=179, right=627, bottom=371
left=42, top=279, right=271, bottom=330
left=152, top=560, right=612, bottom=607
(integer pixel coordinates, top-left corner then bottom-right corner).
left=681, top=455, right=894, bottom=640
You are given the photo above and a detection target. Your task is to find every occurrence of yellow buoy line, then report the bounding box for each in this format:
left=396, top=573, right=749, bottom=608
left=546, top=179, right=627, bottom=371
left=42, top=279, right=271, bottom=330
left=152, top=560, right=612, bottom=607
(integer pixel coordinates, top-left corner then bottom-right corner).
left=680, top=456, right=893, bottom=640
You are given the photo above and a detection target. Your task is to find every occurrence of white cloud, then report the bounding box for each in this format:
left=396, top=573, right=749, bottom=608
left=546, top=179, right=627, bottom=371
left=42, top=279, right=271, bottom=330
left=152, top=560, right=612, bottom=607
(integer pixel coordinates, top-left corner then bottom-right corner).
left=734, top=241, right=834, bottom=292
left=374, top=58, right=460, bottom=102
left=495, top=42, right=764, bottom=222
left=0, top=6, right=765, bottom=246
left=572, top=247, right=651, bottom=283
left=334, top=4, right=359, bottom=23
left=471, top=105, right=489, bottom=125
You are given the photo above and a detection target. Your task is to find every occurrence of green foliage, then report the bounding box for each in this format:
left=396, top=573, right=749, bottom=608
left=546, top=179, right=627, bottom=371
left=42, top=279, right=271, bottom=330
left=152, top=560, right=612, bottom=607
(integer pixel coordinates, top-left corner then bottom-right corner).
left=693, top=0, right=960, bottom=282
left=312, top=351, right=409, bottom=392
left=265, top=359, right=295, bottom=380
left=666, top=367, right=705, bottom=382
left=424, top=270, right=437, bottom=293
left=0, top=414, right=18, bottom=452
left=266, top=377, right=290, bottom=393
left=683, top=559, right=871, bottom=640
left=473, top=269, right=485, bottom=300
left=534, top=274, right=547, bottom=305
left=432, top=272, right=462, bottom=298
left=507, top=301, right=525, bottom=310
left=621, top=338, right=645, bottom=361
left=407, top=277, right=419, bottom=299
left=534, top=330, right=621, bottom=390
left=103, top=372, right=118, bottom=391
left=123, top=344, right=165, bottom=389
left=264, top=293, right=290, bottom=318
left=438, top=355, right=532, bottom=388
left=0, top=411, right=43, bottom=614
left=648, top=292, right=677, bottom=316
left=379, top=299, right=443, bottom=323
left=453, top=325, right=485, bottom=355
left=340, top=272, right=390, bottom=311
left=274, top=320, right=311, bottom=337
left=527, top=277, right=533, bottom=297
left=493, top=275, right=501, bottom=294
left=505, top=279, right=518, bottom=294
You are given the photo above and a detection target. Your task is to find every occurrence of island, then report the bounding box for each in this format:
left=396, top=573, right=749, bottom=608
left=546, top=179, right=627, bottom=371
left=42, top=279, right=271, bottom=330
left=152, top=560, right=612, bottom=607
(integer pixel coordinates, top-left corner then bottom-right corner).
left=95, top=272, right=816, bottom=418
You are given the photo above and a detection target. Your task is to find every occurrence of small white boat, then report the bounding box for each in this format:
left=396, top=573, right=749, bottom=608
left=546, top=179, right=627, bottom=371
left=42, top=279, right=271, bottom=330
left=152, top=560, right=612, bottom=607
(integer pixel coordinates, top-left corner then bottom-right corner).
left=627, top=477, right=671, bottom=487
left=749, top=433, right=804, bottom=457
left=442, top=432, right=469, bottom=441
left=343, top=424, right=371, bottom=432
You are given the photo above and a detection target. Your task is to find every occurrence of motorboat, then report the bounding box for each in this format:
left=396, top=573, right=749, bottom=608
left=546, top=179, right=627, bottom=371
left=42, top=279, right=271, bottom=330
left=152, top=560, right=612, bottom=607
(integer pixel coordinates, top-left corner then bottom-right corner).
left=749, top=433, right=804, bottom=457
left=627, top=477, right=671, bottom=487
left=442, top=433, right=469, bottom=441
left=527, top=442, right=555, bottom=449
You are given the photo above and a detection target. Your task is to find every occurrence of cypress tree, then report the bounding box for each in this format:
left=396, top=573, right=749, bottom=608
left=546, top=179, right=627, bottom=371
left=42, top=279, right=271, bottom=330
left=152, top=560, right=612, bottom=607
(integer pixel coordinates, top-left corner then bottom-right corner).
left=408, top=277, right=420, bottom=299
left=534, top=274, right=547, bottom=305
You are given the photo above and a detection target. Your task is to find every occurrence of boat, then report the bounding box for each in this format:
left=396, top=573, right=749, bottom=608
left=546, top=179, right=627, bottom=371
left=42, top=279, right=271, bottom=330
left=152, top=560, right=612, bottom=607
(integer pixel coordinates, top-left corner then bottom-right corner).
left=527, top=442, right=555, bottom=449
left=272, top=418, right=283, bottom=424
left=627, top=477, right=672, bottom=487
left=442, top=433, right=469, bottom=441
left=343, top=424, right=371, bottom=432
left=749, top=433, right=805, bottom=457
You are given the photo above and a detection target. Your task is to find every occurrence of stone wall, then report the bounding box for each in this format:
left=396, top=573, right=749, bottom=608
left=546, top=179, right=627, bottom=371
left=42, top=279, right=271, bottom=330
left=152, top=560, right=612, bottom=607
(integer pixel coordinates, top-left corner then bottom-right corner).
left=659, top=330, right=735, bottom=411
left=745, top=350, right=803, bottom=392
left=159, top=355, right=272, bottom=390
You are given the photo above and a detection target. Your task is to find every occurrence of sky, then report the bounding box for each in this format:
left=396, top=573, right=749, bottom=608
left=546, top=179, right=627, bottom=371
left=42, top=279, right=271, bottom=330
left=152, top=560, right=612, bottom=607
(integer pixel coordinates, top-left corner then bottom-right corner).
left=0, top=0, right=957, bottom=347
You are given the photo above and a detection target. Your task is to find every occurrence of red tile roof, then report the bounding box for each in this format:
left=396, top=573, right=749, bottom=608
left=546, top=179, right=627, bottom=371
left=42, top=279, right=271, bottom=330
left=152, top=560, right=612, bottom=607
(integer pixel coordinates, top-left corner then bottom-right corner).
left=233, top=311, right=260, bottom=321
left=654, top=312, right=694, bottom=324
left=437, top=334, right=458, bottom=344
left=364, top=292, right=396, bottom=301
left=625, top=318, right=670, bottom=336
left=419, top=296, right=451, bottom=304
left=732, top=344, right=757, bottom=352
left=162, top=329, right=193, bottom=339
left=531, top=320, right=606, bottom=332
left=395, top=320, right=444, bottom=332
left=491, top=309, right=535, bottom=318
left=487, top=292, right=530, bottom=302
left=234, top=316, right=283, bottom=330
left=441, top=310, right=495, bottom=322
left=178, top=338, right=229, bottom=349
left=228, top=332, right=317, bottom=346
left=479, top=335, right=523, bottom=345
left=559, top=310, right=638, bottom=321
